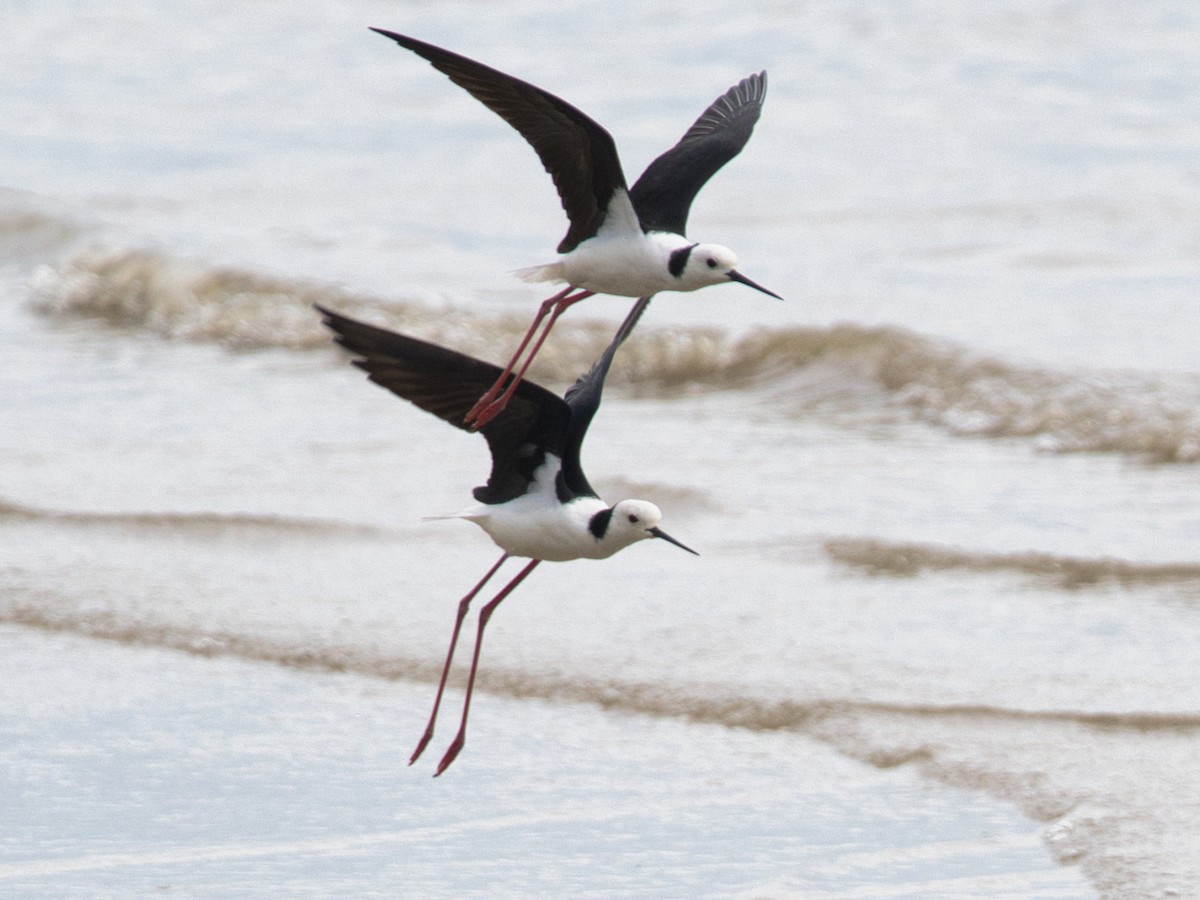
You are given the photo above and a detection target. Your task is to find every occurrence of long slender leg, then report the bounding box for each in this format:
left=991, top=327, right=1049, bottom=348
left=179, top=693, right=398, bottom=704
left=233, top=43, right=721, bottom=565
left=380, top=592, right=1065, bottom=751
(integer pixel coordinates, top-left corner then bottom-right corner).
left=463, top=286, right=575, bottom=425
left=433, top=558, right=542, bottom=776
left=466, top=289, right=595, bottom=429
left=409, top=553, right=510, bottom=765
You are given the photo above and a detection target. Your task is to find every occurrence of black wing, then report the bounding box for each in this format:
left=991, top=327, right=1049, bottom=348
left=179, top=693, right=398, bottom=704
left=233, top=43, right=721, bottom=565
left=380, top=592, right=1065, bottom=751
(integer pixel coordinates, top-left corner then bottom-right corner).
left=556, top=295, right=653, bottom=497
left=371, top=29, right=627, bottom=254
left=317, top=306, right=571, bottom=505
left=629, top=71, right=767, bottom=236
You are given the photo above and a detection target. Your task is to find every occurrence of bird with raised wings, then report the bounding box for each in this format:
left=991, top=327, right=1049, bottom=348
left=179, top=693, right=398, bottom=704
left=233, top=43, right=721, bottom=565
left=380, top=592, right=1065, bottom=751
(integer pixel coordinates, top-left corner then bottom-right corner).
left=371, top=29, right=781, bottom=428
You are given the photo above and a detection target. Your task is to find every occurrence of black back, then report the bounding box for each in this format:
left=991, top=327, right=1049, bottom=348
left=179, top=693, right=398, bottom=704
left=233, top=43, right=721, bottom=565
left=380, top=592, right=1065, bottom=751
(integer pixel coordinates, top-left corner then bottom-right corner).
left=371, top=29, right=628, bottom=254
left=630, top=71, right=767, bottom=236
left=318, top=300, right=649, bottom=505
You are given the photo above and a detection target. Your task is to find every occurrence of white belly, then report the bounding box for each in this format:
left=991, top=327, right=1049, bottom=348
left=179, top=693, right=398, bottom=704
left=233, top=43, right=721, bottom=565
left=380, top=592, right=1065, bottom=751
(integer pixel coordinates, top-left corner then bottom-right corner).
left=440, top=456, right=616, bottom=562
left=471, top=494, right=613, bottom=562
left=560, top=235, right=674, bottom=296
left=516, top=190, right=694, bottom=297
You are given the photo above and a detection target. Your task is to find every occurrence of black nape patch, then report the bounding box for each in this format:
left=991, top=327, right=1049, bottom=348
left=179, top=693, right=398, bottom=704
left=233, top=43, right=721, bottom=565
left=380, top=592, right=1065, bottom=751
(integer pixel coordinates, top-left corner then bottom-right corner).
left=555, top=470, right=573, bottom=504
left=588, top=507, right=614, bottom=540
left=668, top=243, right=698, bottom=278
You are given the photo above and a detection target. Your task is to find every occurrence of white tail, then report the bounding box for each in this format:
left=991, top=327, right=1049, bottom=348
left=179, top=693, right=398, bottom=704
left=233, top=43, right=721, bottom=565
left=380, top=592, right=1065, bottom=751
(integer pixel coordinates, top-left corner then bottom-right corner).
left=511, top=262, right=564, bottom=284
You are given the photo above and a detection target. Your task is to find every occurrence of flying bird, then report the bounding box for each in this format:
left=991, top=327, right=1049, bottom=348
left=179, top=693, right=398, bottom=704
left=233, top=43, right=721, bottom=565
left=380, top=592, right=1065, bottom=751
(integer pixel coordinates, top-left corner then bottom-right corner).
left=318, top=298, right=696, bottom=775
left=371, top=29, right=780, bottom=428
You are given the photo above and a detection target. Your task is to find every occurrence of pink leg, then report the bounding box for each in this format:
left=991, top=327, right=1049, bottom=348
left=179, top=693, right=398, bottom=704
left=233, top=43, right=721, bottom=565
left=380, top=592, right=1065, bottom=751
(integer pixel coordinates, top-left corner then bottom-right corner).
left=433, top=558, right=542, bottom=777
left=409, top=553, right=510, bottom=765
left=465, top=288, right=595, bottom=429
left=462, top=286, right=573, bottom=425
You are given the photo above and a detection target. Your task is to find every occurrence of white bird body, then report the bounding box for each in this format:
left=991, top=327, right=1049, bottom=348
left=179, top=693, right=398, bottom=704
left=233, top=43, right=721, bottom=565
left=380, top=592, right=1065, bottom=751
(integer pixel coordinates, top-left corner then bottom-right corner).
left=514, top=190, right=744, bottom=298
left=513, top=191, right=669, bottom=295
left=438, top=453, right=666, bottom=562
left=452, top=495, right=608, bottom=562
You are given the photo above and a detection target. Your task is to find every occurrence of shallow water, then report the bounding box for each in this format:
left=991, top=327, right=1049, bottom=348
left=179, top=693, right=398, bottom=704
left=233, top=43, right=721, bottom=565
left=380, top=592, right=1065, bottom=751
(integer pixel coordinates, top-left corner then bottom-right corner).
left=1, top=627, right=1090, bottom=898
left=4, top=1, right=1200, bottom=895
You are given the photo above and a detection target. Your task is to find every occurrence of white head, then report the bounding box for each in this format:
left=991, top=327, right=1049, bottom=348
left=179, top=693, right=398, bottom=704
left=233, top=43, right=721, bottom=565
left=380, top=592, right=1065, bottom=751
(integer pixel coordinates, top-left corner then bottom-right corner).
left=669, top=242, right=783, bottom=298
left=593, top=499, right=698, bottom=556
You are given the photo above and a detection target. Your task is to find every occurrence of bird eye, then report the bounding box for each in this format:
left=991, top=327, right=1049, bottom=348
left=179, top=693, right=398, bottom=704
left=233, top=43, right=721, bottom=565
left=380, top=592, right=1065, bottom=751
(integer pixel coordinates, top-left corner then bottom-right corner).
left=627, top=514, right=639, bottom=523
left=706, top=257, right=718, bottom=268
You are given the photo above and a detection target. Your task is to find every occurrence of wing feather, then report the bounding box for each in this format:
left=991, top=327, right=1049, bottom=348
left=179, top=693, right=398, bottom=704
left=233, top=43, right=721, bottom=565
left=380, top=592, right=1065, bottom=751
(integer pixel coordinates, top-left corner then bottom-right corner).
left=317, top=306, right=570, bottom=505
left=629, top=71, right=767, bottom=235
left=371, top=29, right=627, bottom=253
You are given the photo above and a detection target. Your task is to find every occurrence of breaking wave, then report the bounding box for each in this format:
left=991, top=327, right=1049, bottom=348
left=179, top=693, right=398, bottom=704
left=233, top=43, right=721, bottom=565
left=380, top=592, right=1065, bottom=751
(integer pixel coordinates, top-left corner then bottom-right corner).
left=0, top=192, right=84, bottom=262
left=825, top=536, right=1200, bottom=590
left=0, top=496, right=387, bottom=537
left=6, top=595, right=1199, bottom=735
left=28, top=244, right=1200, bottom=463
